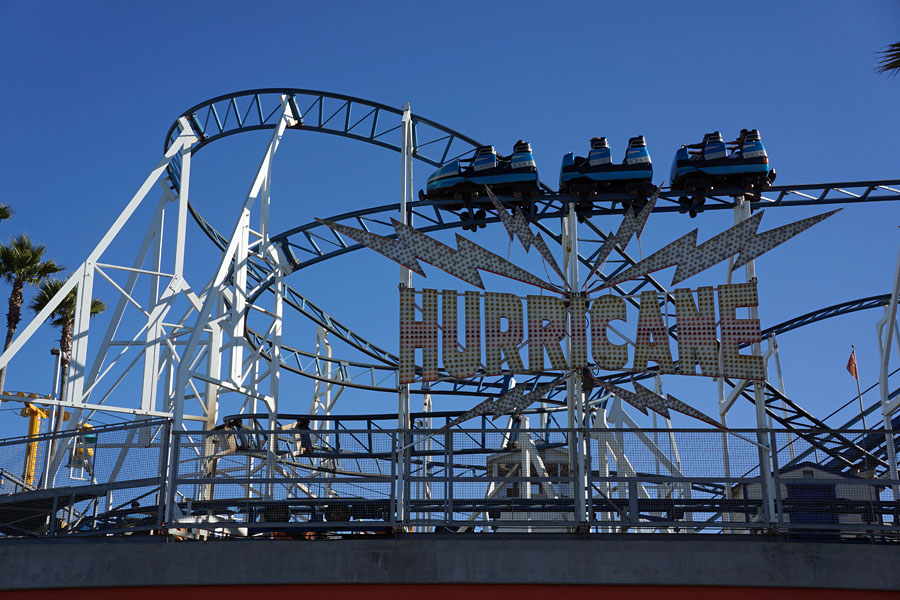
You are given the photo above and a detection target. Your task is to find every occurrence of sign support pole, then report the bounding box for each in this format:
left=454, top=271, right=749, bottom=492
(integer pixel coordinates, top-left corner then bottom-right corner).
left=564, top=202, right=588, bottom=525
left=736, top=195, right=777, bottom=526
left=397, top=103, right=414, bottom=526
left=877, top=240, right=900, bottom=500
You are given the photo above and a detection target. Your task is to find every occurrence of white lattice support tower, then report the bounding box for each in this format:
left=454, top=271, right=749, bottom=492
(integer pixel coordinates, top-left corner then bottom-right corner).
left=170, top=95, right=296, bottom=428
left=0, top=118, right=199, bottom=422
left=163, top=97, right=297, bottom=519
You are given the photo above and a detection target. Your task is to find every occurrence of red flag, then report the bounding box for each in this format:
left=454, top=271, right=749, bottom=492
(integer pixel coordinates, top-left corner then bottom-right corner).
left=847, top=350, right=859, bottom=380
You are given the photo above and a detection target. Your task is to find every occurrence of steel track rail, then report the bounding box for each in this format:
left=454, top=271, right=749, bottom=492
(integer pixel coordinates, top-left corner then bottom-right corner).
left=268, top=179, right=900, bottom=271
left=164, top=88, right=484, bottom=192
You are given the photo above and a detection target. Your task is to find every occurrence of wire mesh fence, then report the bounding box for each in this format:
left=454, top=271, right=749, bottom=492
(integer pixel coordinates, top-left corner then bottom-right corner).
left=0, top=419, right=169, bottom=537
left=0, top=420, right=898, bottom=539
left=168, top=426, right=397, bottom=534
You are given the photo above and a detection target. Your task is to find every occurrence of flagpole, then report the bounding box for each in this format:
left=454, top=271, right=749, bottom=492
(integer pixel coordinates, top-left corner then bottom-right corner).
left=852, top=345, right=868, bottom=431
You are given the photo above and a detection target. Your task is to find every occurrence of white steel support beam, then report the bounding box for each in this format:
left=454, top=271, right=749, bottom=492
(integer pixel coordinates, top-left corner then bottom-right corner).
left=396, top=103, right=414, bottom=525
left=877, top=241, right=900, bottom=499
left=65, top=260, right=97, bottom=411
left=204, top=296, right=223, bottom=430
left=228, top=209, right=250, bottom=386
left=767, top=336, right=796, bottom=462
left=564, top=202, right=588, bottom=525
left=140, top=191, right=167, bottom=415
left=735, top=196, right=777, bottom=525
left=264, top=211, right=284, bottom=494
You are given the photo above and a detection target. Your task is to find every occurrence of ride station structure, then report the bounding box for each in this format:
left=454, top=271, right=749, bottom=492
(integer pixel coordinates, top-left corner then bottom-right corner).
left=0, top=89, right=899, bottom=596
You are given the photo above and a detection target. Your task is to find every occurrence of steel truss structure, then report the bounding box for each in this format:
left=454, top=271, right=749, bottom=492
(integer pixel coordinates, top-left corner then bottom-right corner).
left=0, top=88, right=899, bottom=538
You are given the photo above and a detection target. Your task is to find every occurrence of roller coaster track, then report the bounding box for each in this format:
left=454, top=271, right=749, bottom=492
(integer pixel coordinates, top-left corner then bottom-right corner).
left=164, top=88, right=484, bottom=192
left=168, top=89, right=900, bottom=473
left=268, top=180, right=900, bottom=272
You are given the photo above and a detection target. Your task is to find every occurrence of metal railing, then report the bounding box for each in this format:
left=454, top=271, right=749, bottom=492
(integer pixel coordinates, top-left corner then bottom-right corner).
left=0, top=420, right=897, bottom=539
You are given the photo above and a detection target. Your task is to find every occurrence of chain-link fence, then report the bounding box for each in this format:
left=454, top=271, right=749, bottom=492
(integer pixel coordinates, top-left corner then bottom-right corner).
left=1, top=421, right=898, bottom=538
left=0, top=419, right=170, bottom=537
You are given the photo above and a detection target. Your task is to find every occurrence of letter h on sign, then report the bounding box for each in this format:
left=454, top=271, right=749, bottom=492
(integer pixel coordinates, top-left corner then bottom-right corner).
left=399, top=287, right=439, bottom=385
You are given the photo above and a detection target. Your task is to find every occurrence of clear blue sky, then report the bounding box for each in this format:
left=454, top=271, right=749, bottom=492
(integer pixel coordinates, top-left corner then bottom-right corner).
left=0, top=1, right=898, bottom=437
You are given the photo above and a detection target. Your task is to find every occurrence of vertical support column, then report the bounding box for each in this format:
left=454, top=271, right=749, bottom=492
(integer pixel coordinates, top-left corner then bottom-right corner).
left=141, top=119, right=196, bottom=417
left=396, top=103, right=414, bottom=526
left=718, top=205, right=738, bottom=501
left=564, top=202, right=588, bottom=525
left=418, top=386, right=433, bottom=529
left=259, top=134, right=281, bottom=497
left=204, top=296, right=223, bottom=430
left=878, top=242, right=900, bottom=500
left=140, top=193, right=166, bottom=415
left=266, top=268, right=284, bottom=495
left=322, top=331, right=335, bottom=500
left=173, top=134, right=192, bottom=279
left=736, top=195, right=776, bottom=525
left=769, top=335, right=796, bottom=462
left=229, top=209, right=250, bottom=386
left=520, top=419, right=532, bottom=532
left=40, top=350, right=63, bottom=490
left=66, top=262, right=96, bottom=410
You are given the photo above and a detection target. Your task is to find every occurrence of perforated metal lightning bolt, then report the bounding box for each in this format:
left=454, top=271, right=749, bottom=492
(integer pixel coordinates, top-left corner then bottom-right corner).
left=318, top=218, right=563, bottom=292
left=592, top=378, right=724, bottom=429
left=437, top=378, right=563, bottom=433
left=484, top=186, right=566, bottom=284
left=585, top=187, right=658, bottom=285
left=600, top=209, right=840, bottom=288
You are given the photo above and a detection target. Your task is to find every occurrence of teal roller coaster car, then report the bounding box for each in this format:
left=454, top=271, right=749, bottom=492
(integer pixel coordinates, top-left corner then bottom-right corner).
left=670, top=129, right=776, bottom=217
left=421, top=140, right=541, bottom=205
left=671, top=129, right=776, bottom=192
left=559, top=136, right=654, bottom=198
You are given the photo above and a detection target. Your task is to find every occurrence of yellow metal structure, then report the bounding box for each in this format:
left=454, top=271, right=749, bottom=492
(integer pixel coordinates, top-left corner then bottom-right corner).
left=19, top=403, right=48, bottom=488
left=18, top=403, right=70, bottom=488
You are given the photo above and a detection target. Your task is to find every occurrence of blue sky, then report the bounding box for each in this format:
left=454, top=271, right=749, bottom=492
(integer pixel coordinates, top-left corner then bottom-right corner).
left=0, top=1, right=899, bottom=438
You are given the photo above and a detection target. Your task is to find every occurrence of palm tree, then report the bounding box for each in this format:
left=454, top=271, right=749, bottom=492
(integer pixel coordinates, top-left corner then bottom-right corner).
left=0, top=234, right=63, bottom=392
left=29, top=278, right=105, bottom=408
left=876, top=42, right=900, bottom=76
left=0, top=205, right=13, bottom=222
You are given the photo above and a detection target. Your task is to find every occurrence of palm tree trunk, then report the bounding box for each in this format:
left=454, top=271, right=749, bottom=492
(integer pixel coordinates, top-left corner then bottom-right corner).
left=54, top=320, right=73, bottom=433
left=0, top=277, right=24, bottom=393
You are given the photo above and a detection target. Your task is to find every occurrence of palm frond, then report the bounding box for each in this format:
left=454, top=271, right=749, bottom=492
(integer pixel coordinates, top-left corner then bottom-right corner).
left=876, top=42, right=900, bottom=76
left=0, top=234, right=63, bottom=285
left=30, top=277, right=106, bottom=329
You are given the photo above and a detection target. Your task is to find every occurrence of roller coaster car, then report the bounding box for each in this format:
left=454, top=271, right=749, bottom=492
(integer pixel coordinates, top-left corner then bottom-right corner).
left=670, top=130, right=776, bottom=217
left=420, top=140, right=541, bottom=206
left=670, top=129, right=777, bottom=217
left=559, top=136, right=654, bottom=198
